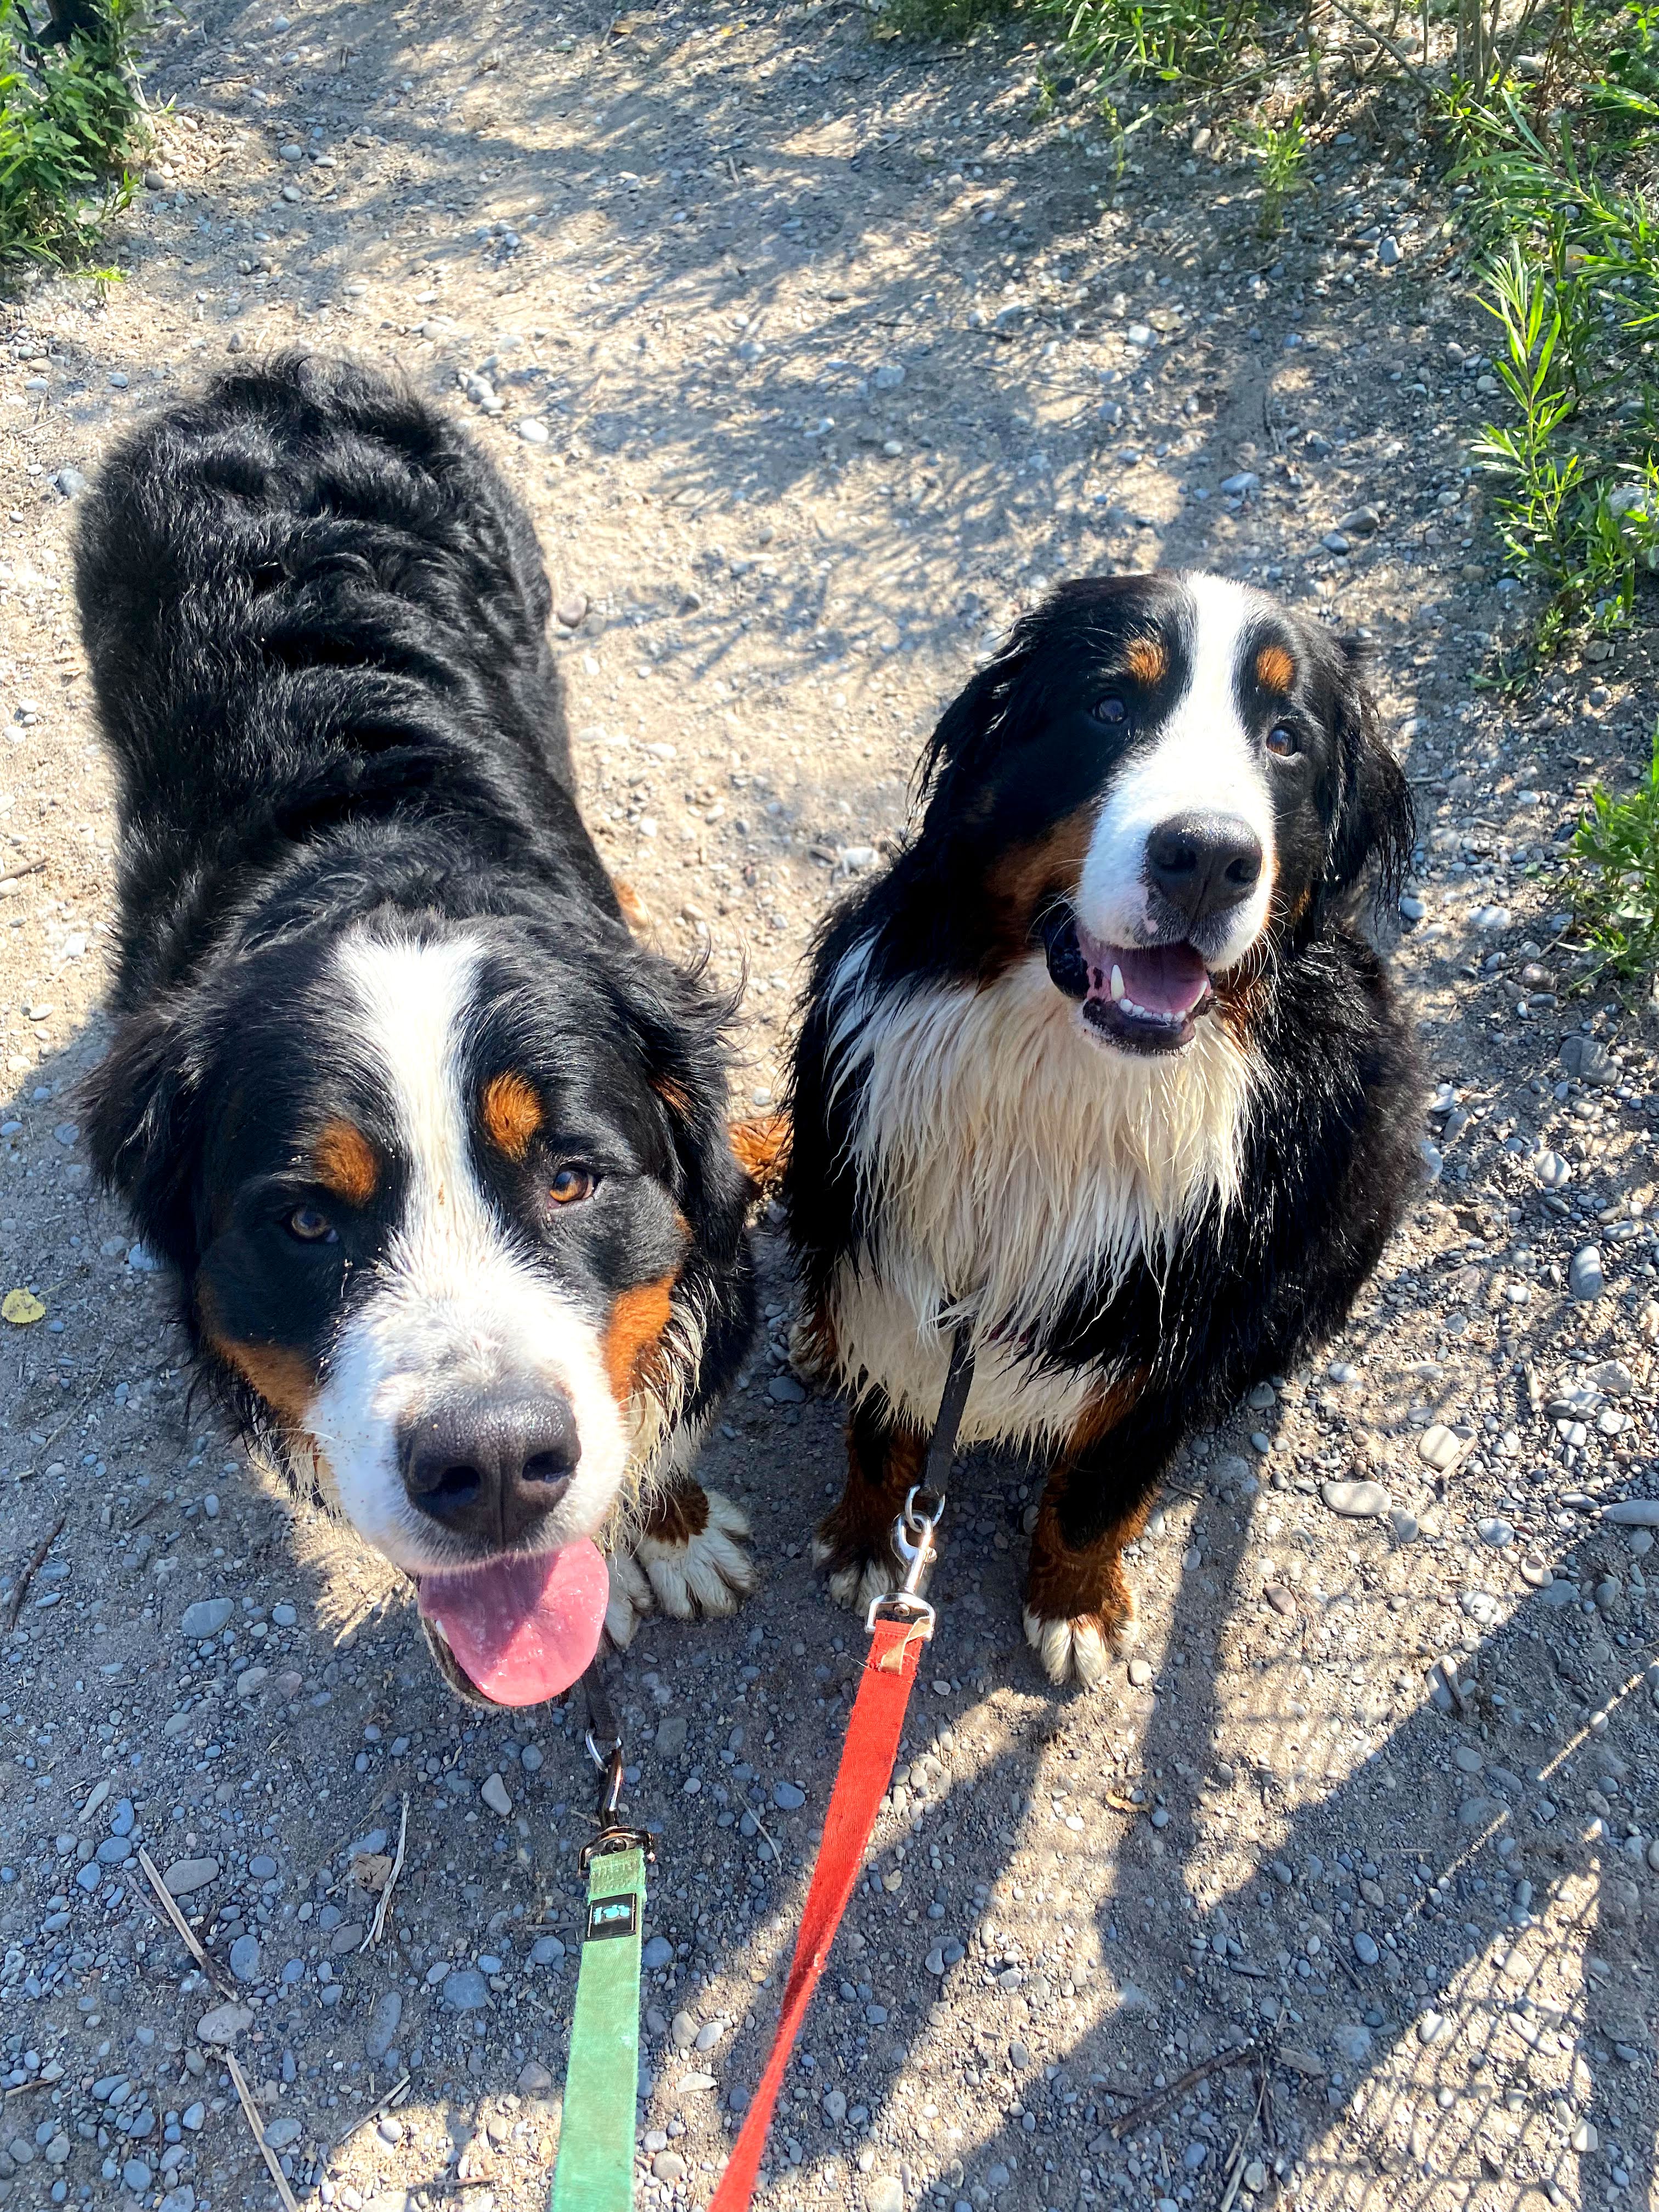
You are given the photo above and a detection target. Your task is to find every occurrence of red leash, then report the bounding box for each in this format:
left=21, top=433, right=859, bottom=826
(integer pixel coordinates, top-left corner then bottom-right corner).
left=710, top=1333, right=975, bottom=2212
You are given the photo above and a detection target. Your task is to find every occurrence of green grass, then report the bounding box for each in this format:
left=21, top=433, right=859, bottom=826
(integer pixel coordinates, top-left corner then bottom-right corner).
left=0, top=0, right=148, bottom=268
left=1570, top=720, right=1659, bottom=985
left=1243, top=106, right=1309, bottom=234
left=1452, top=47, right=1659, bottom=655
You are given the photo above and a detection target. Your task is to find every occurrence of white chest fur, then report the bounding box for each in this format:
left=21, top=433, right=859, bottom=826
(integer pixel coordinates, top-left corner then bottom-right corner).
left=822, top=946, right=1265, bottom=1446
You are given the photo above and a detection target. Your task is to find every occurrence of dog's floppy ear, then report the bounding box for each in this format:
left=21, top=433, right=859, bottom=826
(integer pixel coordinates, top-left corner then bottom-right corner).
left=80, top=1003, right=206, bottom=1276
left=607, top=954, right=751, bottom=1262
left=1322, top=636, right=1414, bottom=911
left=914, top=623, right=1041, bottom=822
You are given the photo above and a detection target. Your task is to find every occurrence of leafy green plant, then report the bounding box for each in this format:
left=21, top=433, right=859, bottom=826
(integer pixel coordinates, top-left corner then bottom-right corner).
left=1242, top=108, right=1309, bottom=235
left=1455, top=65, right=1659, bottom=652
left=1570, top=719, right=1659, bottom=984
left=0, top=0, right=148, bottom=267
left=1058, top=0, right=1269, bottom=84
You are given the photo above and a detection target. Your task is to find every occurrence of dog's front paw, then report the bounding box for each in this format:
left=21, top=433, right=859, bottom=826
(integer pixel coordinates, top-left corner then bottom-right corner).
left=634, top=1487, right=755, bottom=1620
left=1022, top=1590, right=1138, bottom=1690
left=606, top=1550, right=652, bottom=1650
left=813, top=1498, right=905, bottom=1616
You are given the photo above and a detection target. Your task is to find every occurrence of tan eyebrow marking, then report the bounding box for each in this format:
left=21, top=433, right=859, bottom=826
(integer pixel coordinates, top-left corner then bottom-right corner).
left=1123, top=636, right=1168, bottom=685
left=481, top=1072, right=544, bottom=1163
left=1256, top=642, right=1296, bottom=694
left=312, top=1119, right=379, bottom=1207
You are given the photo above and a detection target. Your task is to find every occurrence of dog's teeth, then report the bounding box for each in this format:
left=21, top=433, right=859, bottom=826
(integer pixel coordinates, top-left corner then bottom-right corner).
left=1109, top=964, right=1124, bottom=1002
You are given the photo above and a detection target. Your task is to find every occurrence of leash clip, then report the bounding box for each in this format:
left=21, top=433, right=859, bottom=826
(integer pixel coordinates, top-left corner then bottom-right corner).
left=579, top=1728, right=658, bottom=1869
left=867, top=1485, right=943, bottom=1638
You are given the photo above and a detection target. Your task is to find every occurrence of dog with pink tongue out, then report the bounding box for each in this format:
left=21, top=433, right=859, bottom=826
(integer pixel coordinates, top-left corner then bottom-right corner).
left=76, top=356, right=761, bottom=1708
left=785, top=570, right=1421, bottom=1689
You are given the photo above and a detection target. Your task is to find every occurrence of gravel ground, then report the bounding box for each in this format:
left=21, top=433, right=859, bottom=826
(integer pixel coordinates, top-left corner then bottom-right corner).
left=1, top=4, right=1656, bottom=2210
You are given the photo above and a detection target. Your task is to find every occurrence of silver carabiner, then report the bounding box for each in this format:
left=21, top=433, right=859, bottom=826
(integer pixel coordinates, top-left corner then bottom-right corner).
left=867, top=1485, right=944, bottom=1635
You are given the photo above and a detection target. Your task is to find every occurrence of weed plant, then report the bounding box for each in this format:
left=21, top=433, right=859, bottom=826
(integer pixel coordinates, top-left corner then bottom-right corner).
left=1243, top=108, right=1309, bottom=233
left=1571, top=721, right=1659, bottom=985
left=0, top=0, right=147, bottom=267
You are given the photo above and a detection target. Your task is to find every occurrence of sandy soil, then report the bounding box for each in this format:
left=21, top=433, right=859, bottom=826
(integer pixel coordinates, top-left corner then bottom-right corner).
left=0, top=4, right=1655, bottom=2211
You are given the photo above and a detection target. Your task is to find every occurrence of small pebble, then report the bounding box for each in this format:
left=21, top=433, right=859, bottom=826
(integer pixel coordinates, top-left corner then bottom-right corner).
left=1568, top=1247, right=1605, bottom=1301
left=179, top=1598, right=233, bottom=1639
left=164, top=1859, right=219, bottom=1897
left=1352, top=1931, right=1380, bottom=1966
left=773, top=1781, right=806, bottom=1810
left=1418, top=1424, right=1463, bottom=1472
left=1601, top=1498, right=1659, bottom=1528
left=643, top=1936, right=674, bottom=1971
left=441, top=1968, right=489, bottom=2012
left=1320, top=1479, right=1390, bottom=1519
left=1559, top=1034, right=1616, bottom=1085
left=480, top=1772, right=512, bottom=1818
left=1476, top=1516, right=1515, bottom=1548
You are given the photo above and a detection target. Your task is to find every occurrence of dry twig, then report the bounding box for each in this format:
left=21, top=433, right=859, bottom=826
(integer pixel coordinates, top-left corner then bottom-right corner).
left=226, top=2049, right=302, bottom=2212
left=329, top=2072, right=411, bottom=2153
left=360, top=1793, right=410, bottom=1952
left=3, top=1511, right=64, bottom=1632
left=131, top=1847, right=236, bottom=1995
left=1110, top=2039, right=1261, bottom=2139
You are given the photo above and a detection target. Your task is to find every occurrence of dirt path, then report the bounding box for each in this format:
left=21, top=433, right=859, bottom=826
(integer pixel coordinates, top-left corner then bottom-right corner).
left=0, top=5, right=1655, bottom=2210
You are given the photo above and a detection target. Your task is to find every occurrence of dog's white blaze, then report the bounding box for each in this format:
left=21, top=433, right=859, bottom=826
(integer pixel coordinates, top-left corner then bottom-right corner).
left=822, top=942, right=1264, bottom=1447
left=1076, top=573, right=1276, bottom=969
left=308, top=929, right=631, bottom=1575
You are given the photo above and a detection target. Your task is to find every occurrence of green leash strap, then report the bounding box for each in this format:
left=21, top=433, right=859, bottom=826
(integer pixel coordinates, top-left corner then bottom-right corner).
left=550, top=1838, right=647, bottom=2211
left=551, top=1664, right=653, bottom=2210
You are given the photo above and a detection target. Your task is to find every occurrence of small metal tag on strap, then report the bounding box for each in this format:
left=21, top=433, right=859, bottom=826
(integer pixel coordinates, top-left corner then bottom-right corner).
left=549, top=1666, right=655, bottom=2212
left=709, top=1325, right=975, bottom=2212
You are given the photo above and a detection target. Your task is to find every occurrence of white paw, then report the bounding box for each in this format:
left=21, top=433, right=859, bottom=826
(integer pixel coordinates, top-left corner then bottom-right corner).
left=606, top=1550, right=652, bottom=1649
left=633, top=1490, right=756, bottom=1620
left=1024, top=1607, right=1116, bottom=1690
left=815, top=1534, right=902, bottom=1616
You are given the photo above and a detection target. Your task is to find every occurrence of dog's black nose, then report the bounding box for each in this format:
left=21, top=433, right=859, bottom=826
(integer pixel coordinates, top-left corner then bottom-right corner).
left=402, top=1392, right=579, bottom=1548
left=1145, top=813, right=1263, bottom=928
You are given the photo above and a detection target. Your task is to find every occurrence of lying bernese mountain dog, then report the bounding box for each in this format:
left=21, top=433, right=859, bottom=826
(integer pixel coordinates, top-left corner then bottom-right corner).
left=76, top=353, right=758, bottom=1705
left=785, top=572, right=1421, bottom=1686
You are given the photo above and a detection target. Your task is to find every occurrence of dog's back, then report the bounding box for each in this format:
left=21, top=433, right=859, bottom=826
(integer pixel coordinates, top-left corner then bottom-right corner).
left=75, top=351, right=604, bottom=1002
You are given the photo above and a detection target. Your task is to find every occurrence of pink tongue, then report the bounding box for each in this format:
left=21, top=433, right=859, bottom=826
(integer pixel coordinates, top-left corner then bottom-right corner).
left=1075, top=923, right=1211, bottom=1018
left=418, top=1540, right=609, bottom=1706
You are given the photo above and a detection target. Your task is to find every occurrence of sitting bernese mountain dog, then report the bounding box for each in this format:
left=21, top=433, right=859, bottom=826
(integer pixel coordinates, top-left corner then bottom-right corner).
left=76, top=353, right=758, bottom=1706
left=785, top=572, right=1421, bottom=1687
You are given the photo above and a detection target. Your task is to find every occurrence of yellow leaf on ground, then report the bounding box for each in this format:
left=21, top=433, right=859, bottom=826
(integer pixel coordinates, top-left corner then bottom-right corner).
left=1, top=1288, right=45, bottom=1325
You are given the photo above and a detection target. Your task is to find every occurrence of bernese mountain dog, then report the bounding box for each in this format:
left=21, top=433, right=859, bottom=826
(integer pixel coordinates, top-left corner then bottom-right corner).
left=75, top=353, right=758, bottom=1706
left=785, top=572, right=1421, bottom=1687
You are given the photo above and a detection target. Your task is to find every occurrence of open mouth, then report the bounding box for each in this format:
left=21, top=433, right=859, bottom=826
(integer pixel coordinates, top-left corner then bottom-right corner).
left=415, top=1539, right=610, bottom=1706
left=1041, top=907, right=1214, bottom=1054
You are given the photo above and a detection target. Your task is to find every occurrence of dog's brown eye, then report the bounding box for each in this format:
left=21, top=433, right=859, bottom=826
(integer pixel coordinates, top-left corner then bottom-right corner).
left=549, top=1166, right=595, bottom=1206
left=1266, top=724, right=1299, bottom=758
left=287, top=1205, right=335, bottom=1243
left=1094, top=695, right=1127, bottom=725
